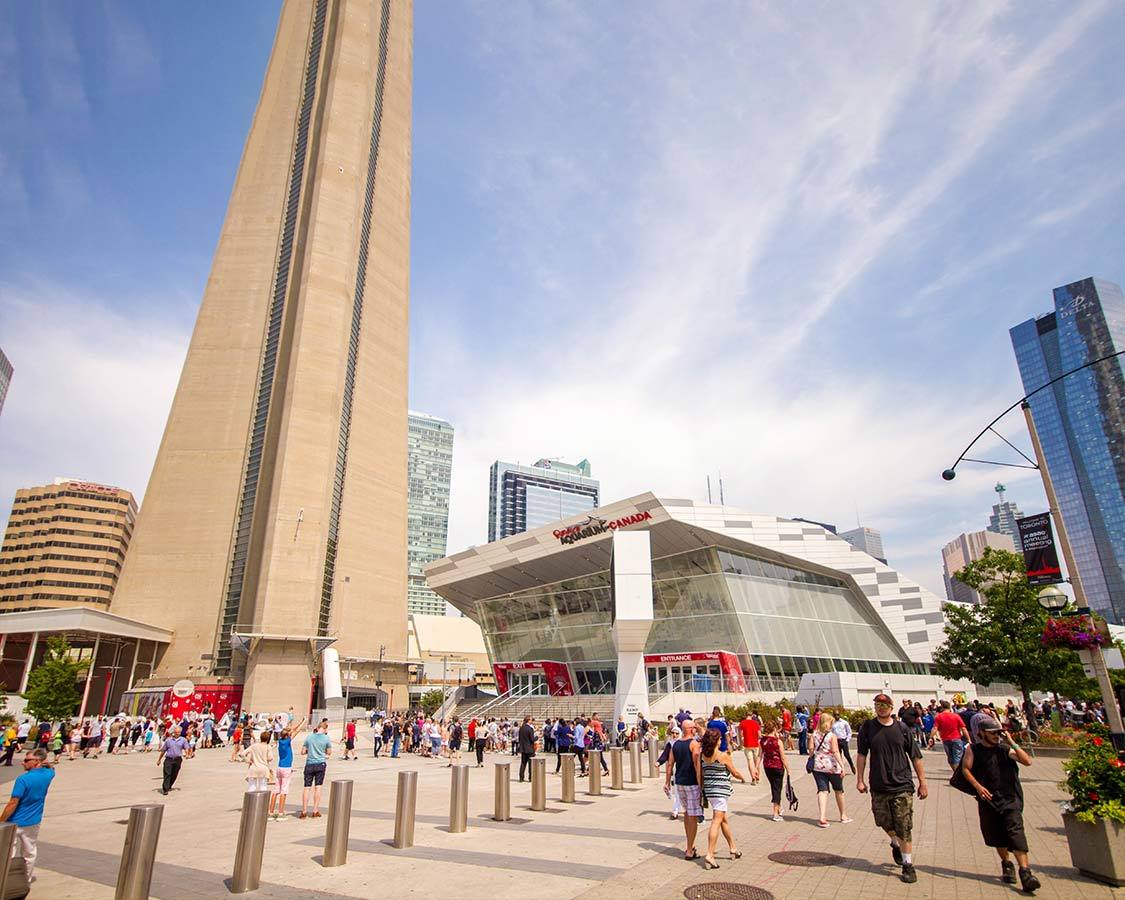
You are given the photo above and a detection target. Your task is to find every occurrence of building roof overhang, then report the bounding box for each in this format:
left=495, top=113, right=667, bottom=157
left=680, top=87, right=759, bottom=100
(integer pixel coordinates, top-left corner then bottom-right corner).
left=0, top=607, right=173, bottom=643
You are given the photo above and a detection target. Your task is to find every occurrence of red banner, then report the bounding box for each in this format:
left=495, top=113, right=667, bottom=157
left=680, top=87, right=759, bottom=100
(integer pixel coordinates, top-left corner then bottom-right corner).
left=492, top=661, right=575, bottom=696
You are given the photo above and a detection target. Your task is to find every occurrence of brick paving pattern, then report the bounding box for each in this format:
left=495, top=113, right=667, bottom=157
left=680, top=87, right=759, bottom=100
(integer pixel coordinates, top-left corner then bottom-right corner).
left=17, top=739, right=1119, bottom=899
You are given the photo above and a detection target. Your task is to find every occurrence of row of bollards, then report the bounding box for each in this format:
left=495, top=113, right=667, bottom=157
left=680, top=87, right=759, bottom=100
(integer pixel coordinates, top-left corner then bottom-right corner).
left=102, top=739, right=667, bottom=897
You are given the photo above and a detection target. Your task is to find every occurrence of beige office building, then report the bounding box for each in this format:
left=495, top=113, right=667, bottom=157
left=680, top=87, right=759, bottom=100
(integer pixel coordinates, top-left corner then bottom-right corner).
left=111, top=0, right=413, bottom=713
left=0, top=480, right=137, bottom=613
left=941, top=530, right=1016, bottom=605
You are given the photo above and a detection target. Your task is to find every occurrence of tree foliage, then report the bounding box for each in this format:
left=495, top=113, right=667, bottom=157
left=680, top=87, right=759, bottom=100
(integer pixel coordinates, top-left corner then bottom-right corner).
left=419, top=688, right=445, bottom=717
left=23, top=637, right=85, bottom=721
left=933, top=547, right=1086, bottom=702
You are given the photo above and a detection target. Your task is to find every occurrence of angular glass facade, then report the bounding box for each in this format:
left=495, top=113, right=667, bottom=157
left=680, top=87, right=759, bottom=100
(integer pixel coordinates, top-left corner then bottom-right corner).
left=407, top=413, right=454, bottom=616
left=1010, top=277, right=1125, bottom=623
left=473, top=545, right=926, bottom=695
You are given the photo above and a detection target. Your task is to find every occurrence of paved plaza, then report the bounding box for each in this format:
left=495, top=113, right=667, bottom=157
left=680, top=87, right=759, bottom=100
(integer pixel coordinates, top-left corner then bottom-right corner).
left=20, top=738, right=1123, bottom=899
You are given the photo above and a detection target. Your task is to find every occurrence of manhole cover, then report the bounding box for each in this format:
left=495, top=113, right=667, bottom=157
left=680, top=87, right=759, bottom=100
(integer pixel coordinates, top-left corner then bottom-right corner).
left=767, top=851, right=844, bottom=867
left=683, top=884, right=774, bottom=900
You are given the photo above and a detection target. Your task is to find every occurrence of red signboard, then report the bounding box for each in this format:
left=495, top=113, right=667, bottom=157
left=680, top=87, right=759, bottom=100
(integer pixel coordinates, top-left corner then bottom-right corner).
left=643, top=650, right=748, bottom=693
left=162, top=685, right=244, bottom=722
left=492, top=661, right=575, bottom=696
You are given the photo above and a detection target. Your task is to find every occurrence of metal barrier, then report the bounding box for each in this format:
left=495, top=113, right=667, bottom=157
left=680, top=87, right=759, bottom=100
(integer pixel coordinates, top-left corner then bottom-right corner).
left=530, top=757, right=546, bottom=810
left=114, top=804, right=164, bottom=900
left=323, top=780, right=353, bottom=867
left=494, top=762, right=511, bottom=821
left=560, top=753, right=576, bottom=802
left=231, top=790, right=270, bottom=893
left=647, top=740, right=659, bottom=777
left=587, top=750, right=602, bottom=795
left=628, top=741, right=642, bottom=783
left=449, top=765, right=469, bottom=833
left=608, top=747, right=624, bottom=790
left=392, top=770, right=417, bottom=849
left=0, top=823, right=17, bottom=900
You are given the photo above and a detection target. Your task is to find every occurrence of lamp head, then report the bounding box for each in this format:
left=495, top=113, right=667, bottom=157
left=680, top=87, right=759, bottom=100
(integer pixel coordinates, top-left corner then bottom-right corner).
left=941, top=469, right=957, bottom=481
left=1036, top=585, right=1067, bottom=611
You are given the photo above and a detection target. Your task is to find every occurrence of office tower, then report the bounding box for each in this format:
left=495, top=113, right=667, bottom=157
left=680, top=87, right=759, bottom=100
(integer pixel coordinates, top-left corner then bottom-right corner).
left=407, top=412, right=453, bottom=617
left=0, top=348, right=12, bottom=417
left=941, top=530, right=1016, bottom=605
left=1010, top=277, right=1125, bottom=622
left=0, top=479, right=137, bottom=612
left=838, top=526, right=886, bottom=564
left=986, top=482, right=1024, bottom=552
left=488, top=458, right=599, bottom=542
left=111, top=0, right=413, bottom=711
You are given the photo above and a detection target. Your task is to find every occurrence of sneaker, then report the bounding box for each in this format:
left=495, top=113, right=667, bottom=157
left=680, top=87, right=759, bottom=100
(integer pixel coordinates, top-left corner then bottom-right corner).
left=891, top=843, right=904, bottom=866
left=771, top=814, right=784, bottom=822
left=1018, top=868, right=1040, bottom=894
left=1001, top=860, right=1017, bottom=884
left=901, top=863, right=917, bottom=884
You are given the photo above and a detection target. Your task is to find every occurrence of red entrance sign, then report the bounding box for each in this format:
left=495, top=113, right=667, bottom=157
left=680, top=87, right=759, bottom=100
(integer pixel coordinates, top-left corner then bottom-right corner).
left=644, top=650, right=747, bottom=693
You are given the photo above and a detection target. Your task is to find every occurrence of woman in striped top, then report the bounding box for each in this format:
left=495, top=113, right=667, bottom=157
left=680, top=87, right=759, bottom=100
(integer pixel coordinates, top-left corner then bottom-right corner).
left=700, top=726, right=747, bottom=869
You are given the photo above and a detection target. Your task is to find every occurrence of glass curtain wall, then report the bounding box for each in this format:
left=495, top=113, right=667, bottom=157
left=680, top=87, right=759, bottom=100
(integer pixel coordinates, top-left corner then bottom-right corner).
left=473, top=545, right=925, bottom=695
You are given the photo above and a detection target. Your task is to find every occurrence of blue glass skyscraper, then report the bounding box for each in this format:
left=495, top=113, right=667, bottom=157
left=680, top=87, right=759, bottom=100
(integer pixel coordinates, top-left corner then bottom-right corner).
left=1010, top=277, right=1125, bottom=623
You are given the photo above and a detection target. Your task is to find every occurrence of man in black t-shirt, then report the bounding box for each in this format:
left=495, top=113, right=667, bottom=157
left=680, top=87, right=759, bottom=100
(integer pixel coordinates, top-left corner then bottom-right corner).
left=857, top=693, right=928, bottom=884
left=961, top=717, right=1040, bottom=893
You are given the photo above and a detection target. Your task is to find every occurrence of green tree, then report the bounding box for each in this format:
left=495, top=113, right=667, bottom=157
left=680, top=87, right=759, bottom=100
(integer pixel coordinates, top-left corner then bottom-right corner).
left=933, top=546, right=1086, bottom=706
left=419, top=688, right=445, bottom=717
left=23, top=637, right=85, bottom=721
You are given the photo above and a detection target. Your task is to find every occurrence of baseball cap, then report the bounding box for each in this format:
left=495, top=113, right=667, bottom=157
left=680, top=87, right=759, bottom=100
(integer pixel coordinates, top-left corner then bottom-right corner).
left=873, top=693, right=893, bottom=705
left=978, top=718, right=1002, bottom=732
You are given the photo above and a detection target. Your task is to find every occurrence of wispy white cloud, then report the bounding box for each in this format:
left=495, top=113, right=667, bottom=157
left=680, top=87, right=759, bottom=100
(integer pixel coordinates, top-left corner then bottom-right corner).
left=0, top=281, right=189, bottom=506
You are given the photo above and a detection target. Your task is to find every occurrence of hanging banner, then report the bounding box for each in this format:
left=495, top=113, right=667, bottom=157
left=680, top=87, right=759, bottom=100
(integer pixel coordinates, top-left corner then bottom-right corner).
left=1017, top=512, right=1063, bottom=586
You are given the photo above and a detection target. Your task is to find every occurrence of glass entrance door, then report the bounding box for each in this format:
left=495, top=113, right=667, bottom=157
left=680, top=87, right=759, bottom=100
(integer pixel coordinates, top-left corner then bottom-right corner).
left=509, top=672, right=547, bottom=696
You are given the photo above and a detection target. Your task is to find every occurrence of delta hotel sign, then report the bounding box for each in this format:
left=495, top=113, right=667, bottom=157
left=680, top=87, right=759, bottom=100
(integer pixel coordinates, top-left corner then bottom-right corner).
left=553, top=510, right=653, bottom=545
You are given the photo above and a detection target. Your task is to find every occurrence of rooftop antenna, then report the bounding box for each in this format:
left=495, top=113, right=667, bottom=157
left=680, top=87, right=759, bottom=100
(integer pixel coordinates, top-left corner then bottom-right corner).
left=995, top=482, right=1006, bottom=502
left=718, top=471, right=725, bottom=505
left=706, top=475, right=713, bottom=504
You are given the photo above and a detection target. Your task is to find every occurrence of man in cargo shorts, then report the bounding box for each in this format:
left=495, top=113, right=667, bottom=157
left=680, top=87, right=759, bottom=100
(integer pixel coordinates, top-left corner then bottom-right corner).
left=857, top=693, right=928, bottom=884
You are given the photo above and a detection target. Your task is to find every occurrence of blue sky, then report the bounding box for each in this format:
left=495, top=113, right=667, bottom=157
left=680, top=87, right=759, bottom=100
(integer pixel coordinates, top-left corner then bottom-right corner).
left=2, top=1, right=1124, bottom=598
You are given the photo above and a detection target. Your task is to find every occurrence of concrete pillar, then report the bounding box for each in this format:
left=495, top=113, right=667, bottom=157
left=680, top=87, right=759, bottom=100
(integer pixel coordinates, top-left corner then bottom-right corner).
left=18, top=632, right=39, bottom=694
left=78, top=634, right=101, bottom=719
left=610, top=531, right=654, bottom=723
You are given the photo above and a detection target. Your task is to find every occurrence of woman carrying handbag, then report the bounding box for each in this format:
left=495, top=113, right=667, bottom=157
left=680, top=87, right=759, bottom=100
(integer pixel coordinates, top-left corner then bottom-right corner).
left=810, top=713, right=851, bottom=827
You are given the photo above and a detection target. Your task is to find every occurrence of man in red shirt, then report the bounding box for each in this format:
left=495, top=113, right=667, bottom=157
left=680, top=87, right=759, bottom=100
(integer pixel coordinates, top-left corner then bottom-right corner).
left=933, top=700, right=970, bottom=769
left=738, top=713, right=761, bottom=784
left=781, top=707, right=793, bottom=751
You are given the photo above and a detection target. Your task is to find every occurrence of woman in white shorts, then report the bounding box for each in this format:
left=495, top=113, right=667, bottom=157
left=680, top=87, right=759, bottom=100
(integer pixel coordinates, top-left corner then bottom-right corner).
left=700, top=726, right=746, bottom=869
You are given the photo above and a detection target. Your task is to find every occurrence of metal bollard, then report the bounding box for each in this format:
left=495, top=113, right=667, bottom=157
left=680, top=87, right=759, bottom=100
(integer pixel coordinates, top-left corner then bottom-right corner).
left=560, top=753, right=576, bottom=802
left=323, top=780, right=353, bottom=867
left=392, top=770, right=417, bottom=849
left=231, top=790, right=270, bottom=893
left=628, top=741, right=642, bottom=783
left=494, top=762, right=511, bottom=821
left=609, top=746, right=624, bottom=790
left=587, top=750, right=602, bottom=795
left=647, top=739, right=659, bottom=778
left=114, top=804, right=164, bottom=900
left=449, top=765, right=469, bottom=833
left=0, top=823, right=17, bottom=900
left=530, top=757, right=547, bottom=810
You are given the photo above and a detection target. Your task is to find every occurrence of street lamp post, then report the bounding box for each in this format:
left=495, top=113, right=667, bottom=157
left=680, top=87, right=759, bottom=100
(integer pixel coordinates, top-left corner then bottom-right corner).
left=942, top=353, right=1125, bottom=741
left=1023, top=404, right=1124, bottom=737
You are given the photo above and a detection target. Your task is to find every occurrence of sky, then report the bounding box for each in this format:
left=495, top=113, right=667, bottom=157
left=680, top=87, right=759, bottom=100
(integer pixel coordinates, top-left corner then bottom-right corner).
left=2, top=1, right=1124, bottom=600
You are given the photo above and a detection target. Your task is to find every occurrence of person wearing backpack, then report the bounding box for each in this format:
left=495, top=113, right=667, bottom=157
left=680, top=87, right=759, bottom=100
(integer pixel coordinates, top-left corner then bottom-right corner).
left=446, top=718, right=463, bottom=767
left=856, top=693, right=929, bottom=884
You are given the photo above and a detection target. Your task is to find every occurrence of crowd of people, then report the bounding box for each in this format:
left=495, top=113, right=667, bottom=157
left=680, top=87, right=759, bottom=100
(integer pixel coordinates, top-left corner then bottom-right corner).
left=654, top=697, right=1047, bottom=892
left=0, top=690, right=1097, bottom=889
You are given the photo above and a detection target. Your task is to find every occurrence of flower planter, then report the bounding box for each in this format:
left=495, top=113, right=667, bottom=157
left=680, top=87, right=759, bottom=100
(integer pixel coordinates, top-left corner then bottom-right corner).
left=1063, top=812, right=1125, bottom=885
